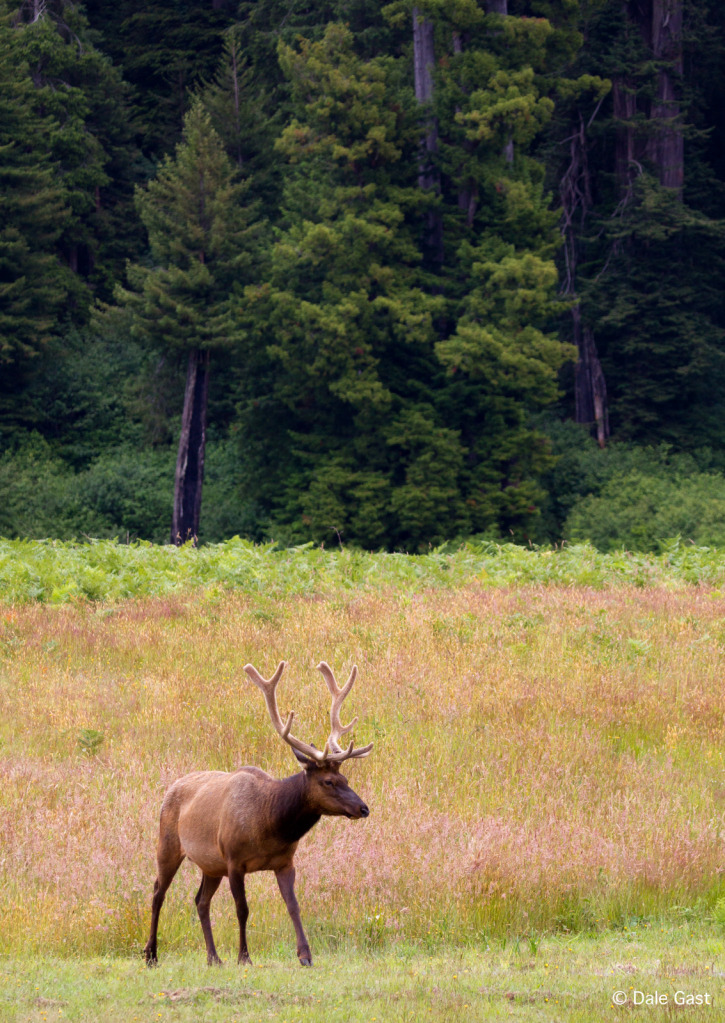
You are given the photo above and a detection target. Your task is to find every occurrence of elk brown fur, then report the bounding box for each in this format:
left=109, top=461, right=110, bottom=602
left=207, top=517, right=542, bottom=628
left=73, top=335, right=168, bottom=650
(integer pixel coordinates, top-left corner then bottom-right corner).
left=143, top=661, right=372, bottom=967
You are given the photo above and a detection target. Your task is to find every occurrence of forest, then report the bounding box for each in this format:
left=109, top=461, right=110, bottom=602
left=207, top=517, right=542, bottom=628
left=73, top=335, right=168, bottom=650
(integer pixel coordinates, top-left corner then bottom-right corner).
left=2, top=0, right=725, bottom=552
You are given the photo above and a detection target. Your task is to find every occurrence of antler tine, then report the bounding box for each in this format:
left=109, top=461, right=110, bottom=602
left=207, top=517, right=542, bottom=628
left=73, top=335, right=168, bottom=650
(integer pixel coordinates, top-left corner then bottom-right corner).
left=317, top=661, right=369, bottom=756
left=327, top=740, right=374, bottom=763
left=244, top=662, right=326, bottom=763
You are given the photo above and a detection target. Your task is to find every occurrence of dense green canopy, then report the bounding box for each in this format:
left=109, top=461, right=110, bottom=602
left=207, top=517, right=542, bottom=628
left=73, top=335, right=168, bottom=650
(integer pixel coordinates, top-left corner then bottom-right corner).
left=2, top=0, right=725, bottom=550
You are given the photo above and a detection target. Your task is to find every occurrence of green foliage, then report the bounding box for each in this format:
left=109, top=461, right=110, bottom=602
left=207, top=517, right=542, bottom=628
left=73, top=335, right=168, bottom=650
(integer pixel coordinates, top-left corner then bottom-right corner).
left=535, top=417, right=725, bottom=551
left=566, top=469, right=725, bottom=552
left=0, top=329, right=149, bottom=466
left=0, top=11, right=68, bottom=365
left=0, top=434, right=95, bottom=540
left=76, top=728, right=104, bottom=757
left=3, top=534, right=725, bottom=605
left=0, top=434, right=173, bottom=543
left=108, top=100, right=261, bottom=356
left=551, top=0, right=725, bottom=448
left=5, top=0, right=725, bottom=554
left=198, top=28, right=282, bottom=222
left=0, top=429, right=260, bottom=547
left=82, top=0, right=238, bottom=158
left=243, top=23, right=455, bottom=549
left=582, top=176, right=725, bottom=446
left=237, top=20, right=574, bottom=550
left=6, top=2, right=143, bottom=313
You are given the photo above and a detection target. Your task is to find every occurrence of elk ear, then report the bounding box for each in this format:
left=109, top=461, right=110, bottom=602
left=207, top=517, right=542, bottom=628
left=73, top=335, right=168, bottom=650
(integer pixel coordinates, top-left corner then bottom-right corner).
left=292, top=748, right=316, bottom=767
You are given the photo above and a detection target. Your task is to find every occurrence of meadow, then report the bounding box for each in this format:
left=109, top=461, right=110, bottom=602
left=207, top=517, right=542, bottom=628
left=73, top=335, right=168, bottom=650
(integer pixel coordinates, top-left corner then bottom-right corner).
left=3, top=544, right=725, bottom=1019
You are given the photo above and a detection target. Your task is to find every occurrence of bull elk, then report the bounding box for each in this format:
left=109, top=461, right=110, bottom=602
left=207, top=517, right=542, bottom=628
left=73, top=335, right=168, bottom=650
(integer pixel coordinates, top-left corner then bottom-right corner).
left=143, top=661, right=373, bottom=967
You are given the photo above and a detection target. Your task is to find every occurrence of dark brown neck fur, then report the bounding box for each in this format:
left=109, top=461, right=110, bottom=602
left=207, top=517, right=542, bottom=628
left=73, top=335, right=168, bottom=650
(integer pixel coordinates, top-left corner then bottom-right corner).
left=271, top=771, right=321, bottom=844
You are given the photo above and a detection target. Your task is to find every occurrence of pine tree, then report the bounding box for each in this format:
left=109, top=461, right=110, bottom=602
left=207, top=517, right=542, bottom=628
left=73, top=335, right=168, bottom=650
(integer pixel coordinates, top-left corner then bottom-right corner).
left=240, top=23, right=453, bottom=548
left=552, top=0, right=725, bottom=449
left=83, top=0, right=238, bottom=159
left=236, top=20, right=574, bottom=548
left=109, top=100, right=261, bottom=543
left=0, top=10, right=68, bottom=368
left=382, top=0, right=578, bottom=531
left=8, top=0, right=143, bottom=313
left=199, top=27, right=282, bottom=223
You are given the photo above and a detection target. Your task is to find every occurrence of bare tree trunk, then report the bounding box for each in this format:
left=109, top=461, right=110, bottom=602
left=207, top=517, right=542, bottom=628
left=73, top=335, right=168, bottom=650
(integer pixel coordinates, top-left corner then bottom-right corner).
left=413, top=8, right=436, bottom=186
left=572, top=305, right=609, bottom=447
left=171, top=349, right=210, bottom=545
left=413, top=8, right=443, bottom=266
left=560, top=112, right=610, bottom=444
left=612, top=76, right=638, bottom=195
left=452, top=31, right=478, bottom=228
left=649, top=0, right=683, bottom=194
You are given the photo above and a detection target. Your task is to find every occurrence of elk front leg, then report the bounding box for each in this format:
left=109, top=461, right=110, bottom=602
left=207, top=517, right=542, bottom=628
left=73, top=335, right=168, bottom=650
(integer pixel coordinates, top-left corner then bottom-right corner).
left=228, top=869, right=252, bottom=965
left=195, top=873, right=223, bottom=965
left=275, top=864, right=312, bottom=966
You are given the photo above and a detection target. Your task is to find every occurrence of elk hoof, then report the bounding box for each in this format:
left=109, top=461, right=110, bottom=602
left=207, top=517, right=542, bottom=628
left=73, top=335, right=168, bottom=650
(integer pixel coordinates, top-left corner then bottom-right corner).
left=299, top=957, right=312, bottom=967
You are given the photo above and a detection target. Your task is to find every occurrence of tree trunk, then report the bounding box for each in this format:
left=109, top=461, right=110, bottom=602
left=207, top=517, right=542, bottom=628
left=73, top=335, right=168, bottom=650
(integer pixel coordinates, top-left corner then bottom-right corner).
left=649, top=0, right=683, bottom=194
left=612, top=76, right=638, bottom=194
left=573, top=305, right=609, bottom=447
left=452, top=32, right=478, bottom=227
left=413, top=8, right=443, bottom=266
left=171, top=349, right=210, bottom=545
left=486, top=1, right=508, bottom=12
left=228, top=34, right=244, bottom=168
left=623, top=0, right=683, bottom=194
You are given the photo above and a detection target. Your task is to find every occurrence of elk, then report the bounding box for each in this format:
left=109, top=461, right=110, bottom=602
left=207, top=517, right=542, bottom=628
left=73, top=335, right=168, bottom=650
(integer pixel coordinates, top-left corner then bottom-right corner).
left=143, top=661, right=373, bottom=967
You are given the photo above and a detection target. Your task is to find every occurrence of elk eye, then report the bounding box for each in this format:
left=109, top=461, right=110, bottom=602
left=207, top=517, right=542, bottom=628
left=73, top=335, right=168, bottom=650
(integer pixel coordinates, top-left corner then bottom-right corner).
left=323, top=779, right=333, bottom=786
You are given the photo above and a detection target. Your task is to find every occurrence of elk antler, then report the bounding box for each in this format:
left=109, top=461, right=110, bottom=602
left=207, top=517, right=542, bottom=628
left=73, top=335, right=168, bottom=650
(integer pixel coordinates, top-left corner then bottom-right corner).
left=244, top=661, right=328, bottom=763
left=317, top=662, right=374, bottom=761
left=243, top=661, right=373, bottom=764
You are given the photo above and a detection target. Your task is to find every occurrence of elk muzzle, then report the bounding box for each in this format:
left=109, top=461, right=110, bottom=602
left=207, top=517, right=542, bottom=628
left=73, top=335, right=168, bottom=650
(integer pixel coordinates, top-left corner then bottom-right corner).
left=344, top=794, right=369, bottom=819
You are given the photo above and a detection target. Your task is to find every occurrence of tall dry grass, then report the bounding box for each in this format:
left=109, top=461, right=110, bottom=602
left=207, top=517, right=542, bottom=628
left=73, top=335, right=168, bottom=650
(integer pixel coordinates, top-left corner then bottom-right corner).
left=1, top=585, right=725, bottom=956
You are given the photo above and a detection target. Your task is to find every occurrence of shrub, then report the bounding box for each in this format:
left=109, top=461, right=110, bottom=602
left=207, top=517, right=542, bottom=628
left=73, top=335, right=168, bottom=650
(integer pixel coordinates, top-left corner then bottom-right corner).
left=564, top=470, right=725, bottom=551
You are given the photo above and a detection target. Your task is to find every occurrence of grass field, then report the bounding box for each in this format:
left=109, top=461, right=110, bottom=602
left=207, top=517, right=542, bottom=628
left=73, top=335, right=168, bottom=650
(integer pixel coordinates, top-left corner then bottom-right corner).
left=3, top=570, right=725, bottom=1018
left=3, top=929, right=725, bottom=1022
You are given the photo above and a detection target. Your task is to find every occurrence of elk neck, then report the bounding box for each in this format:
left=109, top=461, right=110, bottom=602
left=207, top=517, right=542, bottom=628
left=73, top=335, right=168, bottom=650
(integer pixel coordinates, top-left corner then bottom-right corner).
left=270, top=770, right=321, bottom=844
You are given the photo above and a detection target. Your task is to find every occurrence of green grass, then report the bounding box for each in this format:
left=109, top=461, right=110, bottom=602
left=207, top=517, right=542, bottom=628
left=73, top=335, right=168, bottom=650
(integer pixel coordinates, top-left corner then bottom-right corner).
left=2, top=927, right=724, bottom=1022
left=3, top=536, right=725, bottom=605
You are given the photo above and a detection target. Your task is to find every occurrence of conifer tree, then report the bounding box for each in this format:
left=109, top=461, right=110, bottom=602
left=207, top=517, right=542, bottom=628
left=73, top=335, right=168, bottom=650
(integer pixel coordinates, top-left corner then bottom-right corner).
left=237, top=20, right=574, bottom=547
left=241, top=23, right=451, bottom=548
left=111, top=101, right=260, bottom=543
left=83, top=0, right=238, bottom=159
left=199, top=27, right=281, bottom=223
left=8, top=0, right=142, bottom=312
left=0, top=10, right=68, bottom=367
left=383, top=0, right=579, bottom=530
left=554, top=0, right=725, bottom=448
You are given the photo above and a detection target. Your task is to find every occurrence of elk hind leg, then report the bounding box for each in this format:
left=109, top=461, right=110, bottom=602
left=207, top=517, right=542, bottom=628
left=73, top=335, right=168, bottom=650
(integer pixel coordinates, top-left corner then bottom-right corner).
left=275, top=864, right=312, bottom=966
left=144, top=848, right=184, bottom=965
left=195, top=873, right=223, bottom=965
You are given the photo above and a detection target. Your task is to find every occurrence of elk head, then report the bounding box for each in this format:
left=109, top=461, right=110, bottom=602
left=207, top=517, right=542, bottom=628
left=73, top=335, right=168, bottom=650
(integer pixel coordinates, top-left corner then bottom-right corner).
left=243, top=660, right=372, bottom=819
